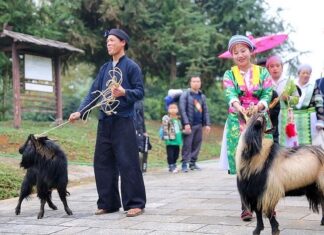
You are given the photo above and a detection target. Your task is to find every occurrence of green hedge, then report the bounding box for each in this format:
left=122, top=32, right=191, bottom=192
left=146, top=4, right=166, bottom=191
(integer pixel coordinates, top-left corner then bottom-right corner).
left=0, top=163, right=24, bottom=200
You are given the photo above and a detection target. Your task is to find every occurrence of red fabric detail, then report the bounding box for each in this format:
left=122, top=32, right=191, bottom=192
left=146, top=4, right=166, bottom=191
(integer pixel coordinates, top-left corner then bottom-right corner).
left=239, top=96, right=259, bottom=108
left=285, top=123, right=297, bottom=137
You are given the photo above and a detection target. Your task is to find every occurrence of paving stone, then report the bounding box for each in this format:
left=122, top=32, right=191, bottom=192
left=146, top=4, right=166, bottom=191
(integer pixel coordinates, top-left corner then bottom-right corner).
left=275, top=218, right=324, bottom=231
left=148, top=231, right=206, bottom=235
left=60, top=218, right=140, bottom=228
left=143, top=208, right=177, bottom=215
left=302, top=213, right=323, bottom=221
left=172, top=209, right=234, bottom=217
left=7, top=217, right=75, bottom=226
left=0, top=224, right=66, bottom=234
left=181, top=215, right=253, bottom=226
left=126, top=214, right=190, bottom=223
left=73, top=212, right=128, bottom=221
left=280, top=228, right=324, bottom=235
left=0, top=217, right=16, bottom=223
left=0, top=159, right=323, bottom=234
left=78, top=228, right=152, bottom=234
left=53, top=226, right=90, bottom=234
left=129, top=221, right=205, bottom=232
left=195, top=224, right=260, bottom=234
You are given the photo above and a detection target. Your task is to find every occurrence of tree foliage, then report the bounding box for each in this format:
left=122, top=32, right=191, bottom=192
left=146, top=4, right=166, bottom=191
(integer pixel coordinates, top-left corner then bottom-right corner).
left=0, top=0, right=292, bottom=123
left=195, top=0, right=289, bottom=75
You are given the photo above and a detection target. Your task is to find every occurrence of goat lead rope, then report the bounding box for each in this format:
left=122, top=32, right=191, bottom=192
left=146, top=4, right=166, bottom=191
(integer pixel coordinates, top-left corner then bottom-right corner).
left=35, top=67, right=123, bottom=137
left=36, top=120, right=70, bottom=137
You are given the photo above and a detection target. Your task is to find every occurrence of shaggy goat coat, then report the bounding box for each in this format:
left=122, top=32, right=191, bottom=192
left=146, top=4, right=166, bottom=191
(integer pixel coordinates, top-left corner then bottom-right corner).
left=236, top=114, right=324, bottom=217
left=15, top=135, right=72, bottom=219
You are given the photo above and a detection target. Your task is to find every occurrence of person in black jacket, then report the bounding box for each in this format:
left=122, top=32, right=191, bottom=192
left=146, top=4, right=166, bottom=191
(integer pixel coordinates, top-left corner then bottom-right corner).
left=179, top=76, right=211, bottom=172
left=69, top=28, right=146, bottom=217
left=133, top=99, right=150, bottom=173
left=316, top=77, right=324, bottom=96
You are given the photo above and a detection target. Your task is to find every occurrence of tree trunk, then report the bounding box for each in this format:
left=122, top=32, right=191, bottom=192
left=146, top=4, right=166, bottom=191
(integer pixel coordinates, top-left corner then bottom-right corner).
left=2, top=73, right=8, bottom=120
left=12, top=42, right=21, bottom=128
left=54, top=56, right=63, bottom=124
left=0, top=75, right=3, bottom=120
left=170, top=54, right=177, bottom=82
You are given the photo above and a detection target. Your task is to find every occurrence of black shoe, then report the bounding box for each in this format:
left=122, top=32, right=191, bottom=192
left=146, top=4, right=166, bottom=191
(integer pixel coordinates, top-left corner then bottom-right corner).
left=181, top=162, right=188, bottom=172
left=168, top=164, right=173, bottom=172
left=189, top=163, right=201, bottom=170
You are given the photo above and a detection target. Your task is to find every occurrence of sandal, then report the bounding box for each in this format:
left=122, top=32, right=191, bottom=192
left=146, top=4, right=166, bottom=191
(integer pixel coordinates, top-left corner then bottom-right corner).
left=95, top=208, right=119, bottom=215
left=126, top=208, right=143, bottom=217
left=95, top=209, right=108, bottom=215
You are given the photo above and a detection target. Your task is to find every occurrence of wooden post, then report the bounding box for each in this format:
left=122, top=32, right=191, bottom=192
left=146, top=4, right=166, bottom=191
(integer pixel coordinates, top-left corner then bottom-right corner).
left=12, top=42, right=21, bottom=128
left=54, top=56, right=63, bottom=123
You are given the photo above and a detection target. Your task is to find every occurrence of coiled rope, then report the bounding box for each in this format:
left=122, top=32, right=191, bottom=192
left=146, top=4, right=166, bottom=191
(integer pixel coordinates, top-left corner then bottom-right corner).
left=36, top=67, right=123, bottom=137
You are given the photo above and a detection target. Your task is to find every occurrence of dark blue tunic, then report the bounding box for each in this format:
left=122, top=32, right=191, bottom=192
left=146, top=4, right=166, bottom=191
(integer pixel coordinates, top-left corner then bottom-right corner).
left=78, top=55, right=144, bottom=118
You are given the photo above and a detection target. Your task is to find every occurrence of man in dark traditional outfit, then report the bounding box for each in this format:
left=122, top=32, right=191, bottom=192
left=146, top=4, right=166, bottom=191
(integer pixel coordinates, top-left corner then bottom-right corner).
left=69, top=28, right=146, bottom=217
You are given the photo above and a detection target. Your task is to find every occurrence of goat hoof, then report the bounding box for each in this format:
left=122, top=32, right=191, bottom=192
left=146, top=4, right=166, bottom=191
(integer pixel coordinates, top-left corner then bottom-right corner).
left=37, top=212, right=44, bottom=219
left=253, top=226, right=264, bottom=235
left=15, top=207, right=20, bottom=215
left=253, top=230, right=260, bottom=235
left=272, top=230, right=280, bottom=235
left=65, top=207, right=73, bottom=215
left=49, top=204, right=58, bottom=210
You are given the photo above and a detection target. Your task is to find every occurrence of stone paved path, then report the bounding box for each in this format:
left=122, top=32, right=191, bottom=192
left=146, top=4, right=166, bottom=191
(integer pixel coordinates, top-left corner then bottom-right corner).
left=0, top=160, right=323, bottom=234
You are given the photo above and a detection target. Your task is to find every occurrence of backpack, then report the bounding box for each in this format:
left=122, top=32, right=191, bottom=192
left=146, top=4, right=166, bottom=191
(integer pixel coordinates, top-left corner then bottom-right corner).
left=158, top=115, right=177, bottom=140
left=164, top=89, right=184, bottom=110
left=160, top=89, right=187, bottom=140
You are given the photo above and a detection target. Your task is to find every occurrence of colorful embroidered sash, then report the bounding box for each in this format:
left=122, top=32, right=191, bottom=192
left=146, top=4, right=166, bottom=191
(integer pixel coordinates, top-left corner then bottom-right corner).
left=231, top=65, right=260, bottom=86
left=228, top=64, right=261, bottom=112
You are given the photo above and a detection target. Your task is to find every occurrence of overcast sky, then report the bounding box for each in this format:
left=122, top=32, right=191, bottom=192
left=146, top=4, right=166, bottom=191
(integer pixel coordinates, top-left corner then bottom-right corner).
left=266, top=0, right=324, bottom=79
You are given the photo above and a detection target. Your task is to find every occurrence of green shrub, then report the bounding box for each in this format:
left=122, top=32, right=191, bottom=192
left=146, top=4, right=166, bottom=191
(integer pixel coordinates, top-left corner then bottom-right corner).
left=205, top=82, right=227, bottom=125
left=22, top=112, right=55, bottom=122
left=0, top=163, right=24, bottom=200
left=63, top=95, right=82, bottom=120
left=144, top=98, right=164, bottom=120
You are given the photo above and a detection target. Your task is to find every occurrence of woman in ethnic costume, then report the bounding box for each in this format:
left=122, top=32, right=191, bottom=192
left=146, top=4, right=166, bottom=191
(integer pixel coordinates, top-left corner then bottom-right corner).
left=219, top=35, right=273, bottom=221
left=266, top=55, right=300, bottom=147
left=293, top=64, right=324, bottom=144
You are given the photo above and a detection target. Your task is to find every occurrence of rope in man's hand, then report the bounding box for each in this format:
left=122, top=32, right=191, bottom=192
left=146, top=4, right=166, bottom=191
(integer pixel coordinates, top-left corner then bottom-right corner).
left=81, top=67, right=123, bottom=121
left=36, top=67, right=123, bottom=138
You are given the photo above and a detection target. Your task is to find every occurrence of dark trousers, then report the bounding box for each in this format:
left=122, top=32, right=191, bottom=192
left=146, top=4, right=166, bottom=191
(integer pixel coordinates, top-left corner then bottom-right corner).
left=166, top=145, right=180, bottom=165
left=182, top=124, right=203, bottom=163
left=94, top=117, right=146, bottom=211
left=270, top=91, right=280, bottom=144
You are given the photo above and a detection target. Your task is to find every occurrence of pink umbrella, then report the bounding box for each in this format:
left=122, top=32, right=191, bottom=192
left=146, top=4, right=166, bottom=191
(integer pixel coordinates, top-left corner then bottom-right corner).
left=218, top=34, right=288, bottom=59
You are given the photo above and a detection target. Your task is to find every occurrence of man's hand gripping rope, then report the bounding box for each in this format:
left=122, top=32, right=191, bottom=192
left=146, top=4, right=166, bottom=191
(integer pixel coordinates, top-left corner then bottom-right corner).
left=36, top=67, right=124, bottom=138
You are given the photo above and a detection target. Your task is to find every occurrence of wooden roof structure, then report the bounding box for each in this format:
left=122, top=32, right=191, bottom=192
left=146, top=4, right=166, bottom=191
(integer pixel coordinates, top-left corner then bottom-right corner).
left=0, top=29, right=84, bottom=56
left=0, top=29, right=84, bottom=128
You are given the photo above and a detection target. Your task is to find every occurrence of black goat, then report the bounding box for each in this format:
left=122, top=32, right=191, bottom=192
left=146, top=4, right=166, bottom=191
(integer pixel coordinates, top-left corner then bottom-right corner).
left=15, top=134, right=73, bottom=219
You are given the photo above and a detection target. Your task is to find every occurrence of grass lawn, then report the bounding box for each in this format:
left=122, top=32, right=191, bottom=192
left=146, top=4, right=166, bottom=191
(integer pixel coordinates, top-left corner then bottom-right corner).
left=0, top=162, right=24, bottom=200
left=0, top=118, right=223, bottom=200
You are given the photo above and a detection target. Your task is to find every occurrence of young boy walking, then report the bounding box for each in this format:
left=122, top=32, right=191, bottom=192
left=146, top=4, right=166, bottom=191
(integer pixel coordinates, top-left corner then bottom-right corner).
left=161, top=103, right=183, bottom=173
